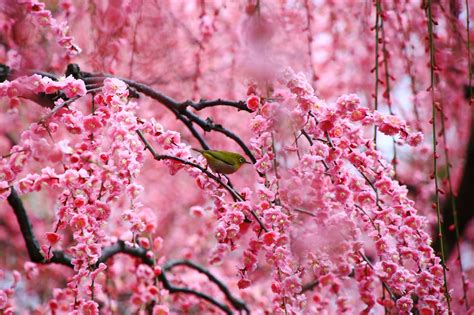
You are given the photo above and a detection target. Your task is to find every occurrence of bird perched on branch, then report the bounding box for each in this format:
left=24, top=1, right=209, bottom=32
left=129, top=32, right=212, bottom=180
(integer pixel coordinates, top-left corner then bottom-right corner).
left=192, top=149, right=251, bottom=174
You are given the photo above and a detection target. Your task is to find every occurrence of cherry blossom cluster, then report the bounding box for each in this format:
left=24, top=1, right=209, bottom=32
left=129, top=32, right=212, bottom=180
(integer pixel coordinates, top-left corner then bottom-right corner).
left=0, top=73, right=86, bottom=109
left=0, top=74, right=86, bottom=198
left=0, top=69, right=455, bottom=313
left=240, top=69, right=447, bottom=314
left=19, top=0, right=81, bottom=57
left=0, top=76, right=171, bottom=312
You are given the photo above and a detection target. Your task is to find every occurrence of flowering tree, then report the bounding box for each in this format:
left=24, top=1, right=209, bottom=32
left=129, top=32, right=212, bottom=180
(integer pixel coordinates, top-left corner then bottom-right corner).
left=0, top=0, right=473, bottom=314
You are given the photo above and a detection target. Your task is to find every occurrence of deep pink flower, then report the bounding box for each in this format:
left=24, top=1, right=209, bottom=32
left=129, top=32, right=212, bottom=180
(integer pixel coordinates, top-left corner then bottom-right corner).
left=396, top=295, right=413, bottom=313
left=334, top=186, right=350, bottom=203
left=247, top=95, right=260, bottom=111
left=62, top=76, right=87, bottom=98
left=243, top=250, right=257, bottom=271
left=45, top=232, right=61, bottom=245
left=282, top=275, right=302, bottom=296
left=407, top=131, right=423, bottom=146
left=350, top=108, right=368, bottom=121
left=238, top=278, right=252, bottom=290
left=70, top=214, right=88, bottom=230
left=83, top=116, right=103, bottom=132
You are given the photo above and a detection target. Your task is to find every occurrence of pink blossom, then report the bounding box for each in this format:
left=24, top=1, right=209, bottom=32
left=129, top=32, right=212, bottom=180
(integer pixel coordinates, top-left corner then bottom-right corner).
left=255, top=154, right=272, bottom=173
left=102, top=78, right=128, bottom=97
left=157, top=131, right=180, bottom=150
left=62, top=76, right=87, bottom=98
left=334, top=186, right=350, bottom=203
left=282, top=275, right=302, bottom=296
left=396, top=295, right=413, bottom=313
left=350, top=107, right=368, bottom=121
left=238, top=278, right=252, bottom=290
left=246, top=95, right=260, bottom=111
left=243, top=250, right=257, bottom=272
left=70, top=214, right=88, bottom=230
left=83, top=116, right=103, bottom=132
left=215, top=224, right=227, bottom=242
left=407, top=131, right=423, bottom=146
left=24, top=262, right=39, bottom=280
left=45, top=232, right=61, bottom=245
left=377, top=114, right=404, bottom=136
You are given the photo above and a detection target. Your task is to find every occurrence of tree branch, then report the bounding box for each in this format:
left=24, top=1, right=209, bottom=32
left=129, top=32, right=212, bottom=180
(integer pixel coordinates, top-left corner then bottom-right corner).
left=96, top=240, right=153, bottom=266
left=177, top=99, right=250, bottom=112
left=163, top=259, right=250, bottom=314
left=7, top=188, right=73, bottom=267
left=156, top=271, right=233, bottom=315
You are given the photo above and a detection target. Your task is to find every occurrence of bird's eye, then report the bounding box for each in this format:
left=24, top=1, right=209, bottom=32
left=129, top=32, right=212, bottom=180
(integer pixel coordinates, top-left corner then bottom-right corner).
left=240, top=158, right=245, bottom=163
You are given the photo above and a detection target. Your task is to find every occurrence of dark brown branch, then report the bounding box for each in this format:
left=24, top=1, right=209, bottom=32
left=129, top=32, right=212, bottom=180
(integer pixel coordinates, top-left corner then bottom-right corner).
left=96, top=240, right=153, bottom=266
left=163, top=260, right=250, bottom=314
left=177, top=114, right=210, bottom=150
left=7, top=188, right=73, bottom=267
left=177, top=99, right=251, bottom=112
left=157, top=271, right=233, bottom=315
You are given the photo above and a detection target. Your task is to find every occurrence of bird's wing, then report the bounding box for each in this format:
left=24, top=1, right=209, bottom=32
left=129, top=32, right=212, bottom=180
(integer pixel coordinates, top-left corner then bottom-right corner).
left=204, top=151, right=238, bottom=166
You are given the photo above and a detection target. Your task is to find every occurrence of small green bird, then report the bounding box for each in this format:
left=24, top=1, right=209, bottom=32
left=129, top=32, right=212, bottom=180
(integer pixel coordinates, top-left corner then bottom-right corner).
left=192, top=149, right=251, bottom=174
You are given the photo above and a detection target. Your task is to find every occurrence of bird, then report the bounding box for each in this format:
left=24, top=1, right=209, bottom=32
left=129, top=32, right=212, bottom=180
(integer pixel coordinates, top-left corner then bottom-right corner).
left=192, top=148, right=251, bottom=174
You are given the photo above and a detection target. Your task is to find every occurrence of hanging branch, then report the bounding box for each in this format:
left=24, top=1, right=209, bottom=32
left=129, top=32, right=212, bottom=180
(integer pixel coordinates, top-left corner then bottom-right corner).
left=304, top=0, right=317, bottom=86
left=425, top=1, right=451, bottom=310
left=373, top=0, right=382, bottom=147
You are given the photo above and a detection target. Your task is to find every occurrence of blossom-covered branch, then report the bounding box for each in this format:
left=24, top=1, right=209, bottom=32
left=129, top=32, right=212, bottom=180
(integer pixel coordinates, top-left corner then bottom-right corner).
left=6, top=187, right=249, bottom=314
left=80, top=71, right=257, bottom=163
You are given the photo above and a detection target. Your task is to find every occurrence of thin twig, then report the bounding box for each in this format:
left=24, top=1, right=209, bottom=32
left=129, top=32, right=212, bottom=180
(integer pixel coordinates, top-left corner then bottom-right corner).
left=38, top=87, right=102, bottom=123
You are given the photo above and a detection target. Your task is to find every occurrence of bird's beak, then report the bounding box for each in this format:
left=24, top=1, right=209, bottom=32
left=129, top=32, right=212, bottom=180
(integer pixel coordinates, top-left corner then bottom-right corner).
left=245, top=160, right=252, bottom=164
